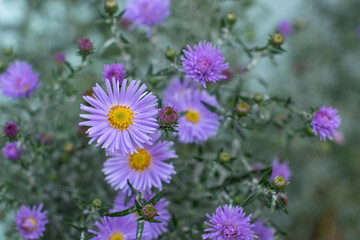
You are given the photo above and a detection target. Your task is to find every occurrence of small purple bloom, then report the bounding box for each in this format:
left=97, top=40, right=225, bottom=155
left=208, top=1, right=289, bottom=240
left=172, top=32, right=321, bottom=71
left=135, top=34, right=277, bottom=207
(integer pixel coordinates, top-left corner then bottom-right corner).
left=15, top=203, right=48, bottom=239
left=89, top=216, right=137, bottom=240
left=103, top=131, right=176, bottom=193
left=0, top=61, right=40, bottom=99
left=102, top=62, right=126, bottom=84
left=269, top=157, right=291, bottom=182
left=180, top=41, right=229, bottom=88
left=311, top=106, right=341, bottom=141
left=3, top=121, right=18, bottom=138
left=2, top=141, right=22, bottom=161
left=158, top=105, right=178, bottom=126
left=55, top=53, right=66, bottom=63
left=125, top=0, right=170, bottom=37
left=203, top=204, right=257, bottom=240
left=113, top=191, right=171, bottom=240
left=79, top=79, right=158, bottom=155
left=252, top=219, right=274, bottom=240
left=77, top=37, right=93, bottom=53
left=277, top=20, right=293, bottom=36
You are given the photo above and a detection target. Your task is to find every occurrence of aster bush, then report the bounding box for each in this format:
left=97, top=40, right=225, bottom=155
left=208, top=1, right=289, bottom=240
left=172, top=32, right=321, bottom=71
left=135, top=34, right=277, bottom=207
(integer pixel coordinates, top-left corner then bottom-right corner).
left=0, top=0, right=358, bottom=239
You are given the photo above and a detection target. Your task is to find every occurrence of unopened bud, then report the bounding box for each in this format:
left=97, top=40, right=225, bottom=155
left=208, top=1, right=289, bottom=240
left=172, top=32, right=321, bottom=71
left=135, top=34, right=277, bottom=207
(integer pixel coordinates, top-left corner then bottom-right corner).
left=3, top=121, right=18, bottom=138
left=104, top=0, right=118, bottom=16
left=219, top=152, right=231, bottom=163
left=272, top=176, right=287, bottom=191
left=77, top=37, right=94, bottom=57
left=92, top=198, right=102, bottom=208
left=275, top=193, right=288, bottom=209
left=158, top=106, right=178, bottom=126
left=272, top=33, right=285, bottom=45
left=142, top=204, right=157, bottom=220
left=149, top=77, right=159, bottom=86
left=253, top=93, right=263, bottom=103
left=165, top=48, right=176, bottom=61
left=226, top=13, right=237, bottom=26
left=236, top=102, right=250, bottom=116
left=55, top=52, right=66, bottom=64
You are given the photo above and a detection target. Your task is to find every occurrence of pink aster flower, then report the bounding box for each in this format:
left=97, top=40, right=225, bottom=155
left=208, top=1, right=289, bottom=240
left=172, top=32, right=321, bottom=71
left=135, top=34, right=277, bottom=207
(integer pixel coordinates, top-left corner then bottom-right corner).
left=15, top=203, right=48, bottom=239
left=311, top=106, right=341, bottom=141
left=0, top=60, right=40, bottom=99
left=79, top=79, right=158, bottom=155
left=180, top=41, right=229, bottom=88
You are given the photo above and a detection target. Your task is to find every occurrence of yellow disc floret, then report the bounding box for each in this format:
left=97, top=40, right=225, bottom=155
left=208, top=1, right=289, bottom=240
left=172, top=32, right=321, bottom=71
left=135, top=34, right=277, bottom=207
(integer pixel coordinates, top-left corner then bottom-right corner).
left=22, top=218, right=37, bottom=232
left=107, top=104, right=134, bottom=130
left=128, top=148, right=151, bottom=171
left=185, top=110, right=200, bottom=123
left=109, top=232, right=124, bottom=240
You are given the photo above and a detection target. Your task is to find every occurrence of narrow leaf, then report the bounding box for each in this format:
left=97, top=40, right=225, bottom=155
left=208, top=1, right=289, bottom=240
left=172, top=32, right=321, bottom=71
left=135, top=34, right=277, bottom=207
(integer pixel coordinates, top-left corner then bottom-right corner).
left=146, top=189, right=166, bottom=206
left=105, top=206, right=136, bottom=217
left=136, top=220, right=145, bottom=240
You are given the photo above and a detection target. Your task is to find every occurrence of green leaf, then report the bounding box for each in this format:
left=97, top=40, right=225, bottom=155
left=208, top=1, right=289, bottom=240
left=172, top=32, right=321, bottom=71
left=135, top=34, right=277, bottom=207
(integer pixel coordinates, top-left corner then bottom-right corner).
left=127, top=180, right=138, bottom=194
left=120, top=34, right=130, bottom=44
left=145, top=189, right=166, bottom=206
left=135, top=198, right=143, bottom=216
left=105, top=206, right=136, bottom=217
left=149, top=219, right=163, bottom=223
left=136, top=220, right=145, bottom=240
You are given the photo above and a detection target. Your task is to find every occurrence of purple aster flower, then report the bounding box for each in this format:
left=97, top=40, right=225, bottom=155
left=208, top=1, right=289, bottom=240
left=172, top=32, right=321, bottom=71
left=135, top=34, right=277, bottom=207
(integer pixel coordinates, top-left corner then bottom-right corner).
left=55, top=53, right=66, bottom=63
left=89, top=216, right=137, bottom=240
left=311, top=106, right=341, bottom=141
left=79, top=79, right=158, bottom=155
left=15, top=203, right=48, bottom=239
left=269, top=157, right=291, bottom=182
left=2, top=141, right=22, bottom=161
left=113, top=191, right=171, bottom=240
left=203, top=204, right=257, bottom=240
left=180, top=41, right=229, bottom=88
left=103, top=131, right=176, bottom=193
left=162, top=77, right=195, bottom=108
left=0, top=60, right=40, bottom=99
left=252, top=219, right=274, bottom=240
left=3, top=121, right=18, bottom=138
left=125, top=0, right=170, bottom=37
left=277, top=20, right=293, bottom=36
left=102, top=62, right=126, bottom=85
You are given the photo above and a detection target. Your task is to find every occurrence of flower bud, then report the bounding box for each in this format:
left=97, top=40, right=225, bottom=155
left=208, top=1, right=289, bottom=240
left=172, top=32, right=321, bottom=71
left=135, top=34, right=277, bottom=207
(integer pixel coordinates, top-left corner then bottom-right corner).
left=272, top=176, right=287, bottom=191
left=3, top=121, right=18, bottom=138
left=92, top=198, right=102, bottom=208
left=165, top=48, right=176, bottom=61
left=158, top=106, right=178, bottom=126
left=226, top=13, right=237, bottom=27
left=104, top=0, right=118, bottom=16
left=236, top=102, right=250, bottom=116
left=142, top=204, right=157, bottom=220
left=253, top=93, right=263, bottom=103
left=275, top=193, right=288, bottom=208
left=149, top=77, right=159, bottom=86
left=77, top=37, right=94, bottom=57
left=219, top=152, right=231, bottom=163
left=63, top=142, right=74, bottom=153
left=272, top=33, right=285, bottom=45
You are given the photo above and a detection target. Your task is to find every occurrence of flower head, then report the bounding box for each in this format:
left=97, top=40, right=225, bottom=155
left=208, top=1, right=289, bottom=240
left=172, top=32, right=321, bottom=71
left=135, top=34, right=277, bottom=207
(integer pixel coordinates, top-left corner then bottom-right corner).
left=77, top=37, right=93, bottom=52
left=180, top=41, right=229, bottom=88
left=79, top=79, right=158, bottom=155
left=0, top=60, right=40, bottom=99
left=89, top=216, right=136, bottom=240
left=102, top=62, right=126, bottom=85
left=203, top=204, right=257, bottom=240
left=103, top=131, right=176, bottom=193
left=158, top=105, right=178, bottom=126
left=125, top=0, right=170, bottom=36
left=311, top=106, right=341, bottom=141
left=252, top=219, right=274, bottom=240
left=2, top=141, right=22, bottom=161
left=55, top=53, right=66, bottom=63
left=113, top=191, right=171, bottom=240
left=15, top=203, right=48, bottom=239
left=3, top=121, right=18, bottom=138
left=269, top=157, right=291, bottom=182
left=277, top=20, right=293, bottom=36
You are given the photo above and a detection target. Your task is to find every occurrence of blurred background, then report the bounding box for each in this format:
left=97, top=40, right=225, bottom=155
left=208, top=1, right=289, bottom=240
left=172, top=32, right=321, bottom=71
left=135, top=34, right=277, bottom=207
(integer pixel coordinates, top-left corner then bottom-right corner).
left=0, top=0, right=359, bottom=239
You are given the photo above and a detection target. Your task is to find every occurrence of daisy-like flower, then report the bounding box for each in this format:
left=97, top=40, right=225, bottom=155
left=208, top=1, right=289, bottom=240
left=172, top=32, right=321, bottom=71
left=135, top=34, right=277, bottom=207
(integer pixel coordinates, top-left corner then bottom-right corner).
left=15, top=203, right=48, bottom=239
left=89, top=216, right=136, bottom=240
left=0, top=60, right=40, bottom=99
left=125, top=0, right=170, bottom=37
left=203, top=205, right=257, bottom=240
left=269, top=157, right=291, bottom=182
left=79, top=79, right=158, bottom=155
left=311, top=106, right=341, bottom=141
left=113, top=191, right=171, bottom=240
left=102, top=62, right=126, bottom=85
left=174, top=89, right=221, bottom=143
left=103, top=131, right=176, bottom=193
left=2, top=141, right=23, bottom=161
left=180, top=41, right=229, bottom=88
left=252, top=219, right=274, bottom=240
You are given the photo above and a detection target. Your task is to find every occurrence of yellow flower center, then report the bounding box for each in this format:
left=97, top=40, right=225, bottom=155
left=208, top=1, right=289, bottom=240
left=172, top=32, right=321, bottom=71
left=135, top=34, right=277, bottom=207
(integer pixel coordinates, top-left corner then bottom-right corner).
left=107, top=105, right=134, bottom=130
left=185, top=110, right=200, bottom=123
left=109, top=232, right=124, bottom=240
left=128, top=148, right=151, bottom=171
left=21, top=85, right=30, bottom=93
left=22, top=217, right=37, bottom=232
